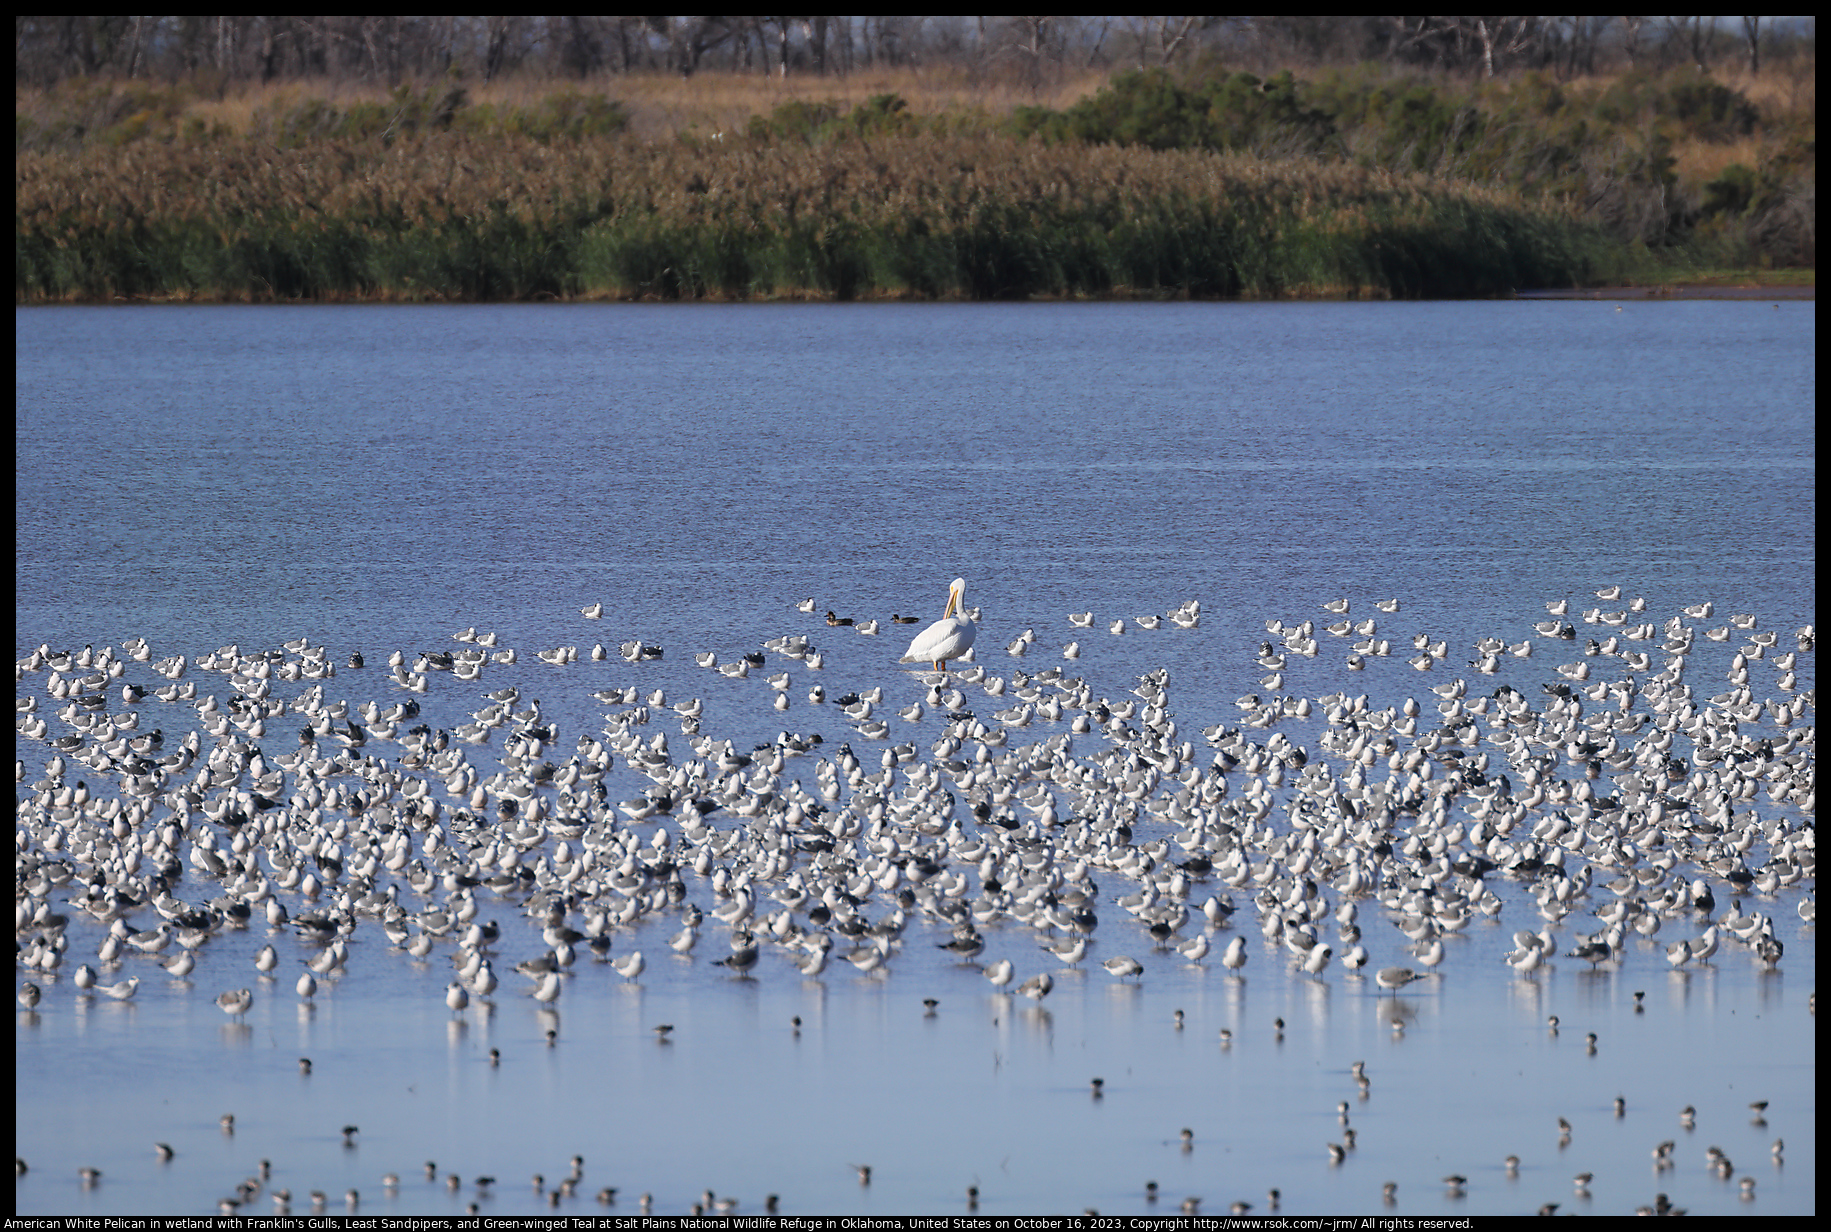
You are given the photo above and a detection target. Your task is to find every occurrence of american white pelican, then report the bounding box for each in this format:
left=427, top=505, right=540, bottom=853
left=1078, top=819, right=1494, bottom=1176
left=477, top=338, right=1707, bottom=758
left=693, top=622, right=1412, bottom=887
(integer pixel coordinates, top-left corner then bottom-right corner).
left=900, top=578, right=976, bottom=672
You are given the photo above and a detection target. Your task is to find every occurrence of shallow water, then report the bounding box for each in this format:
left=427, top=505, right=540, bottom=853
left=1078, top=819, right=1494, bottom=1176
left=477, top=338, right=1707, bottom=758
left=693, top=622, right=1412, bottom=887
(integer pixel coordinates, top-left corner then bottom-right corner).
left=15, top=300, right=1815, bottom=1216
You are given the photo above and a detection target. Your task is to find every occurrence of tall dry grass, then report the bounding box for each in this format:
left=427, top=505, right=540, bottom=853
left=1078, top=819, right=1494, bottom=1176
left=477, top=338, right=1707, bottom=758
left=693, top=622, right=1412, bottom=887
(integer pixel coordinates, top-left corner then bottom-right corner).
left=21, top=57, right=1806, bottom=302
left=16, top=128, right=1617, bottom=302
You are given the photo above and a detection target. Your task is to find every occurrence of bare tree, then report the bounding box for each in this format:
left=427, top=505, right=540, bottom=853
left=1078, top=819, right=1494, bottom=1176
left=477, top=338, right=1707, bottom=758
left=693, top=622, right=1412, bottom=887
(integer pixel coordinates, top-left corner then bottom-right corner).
left=1620, top=16, right=1645, bottom=68
left=805, top=16, right=830, bottom=75
left=1674, top=15, right=1717, bottom=70
left=1471, top=17, right=1542, bottom=78
left=1157, top=16, right=1201, bottom=66
left=1741, top=16, right=1761, bottom=76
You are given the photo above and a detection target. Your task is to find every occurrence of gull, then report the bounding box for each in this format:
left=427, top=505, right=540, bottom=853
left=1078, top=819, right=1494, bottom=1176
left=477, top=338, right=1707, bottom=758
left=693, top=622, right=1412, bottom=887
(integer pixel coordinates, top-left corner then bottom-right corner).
left=1102, top=956, right=1144, bottom=981
left=1068, top=612, right=1094, bottom=627
left=163, top=951, right=196, bottom=978
left=937, top=927, right=985, bottom=961
left=126, top=925, right=173, bottom=954
left=1689, top=926, right=1719, bottom=964
left=612, top=952, right=645, bottom=982
left=719, top=937, right=760, bottom=975
left=446, top=982, right=470, bottom=1013
left=1045, top=935, right=1088, bottom=965
left=216, top=988, right=254, bottom=1017
left=531, top=973, right=562, bottom=1004
left=296, top=972, right=318, bottom=998
left=1220, top=937, right=1248, bottom=973
left=1566, top=941, right=1612, bottom=968
left=984, top=959, right=1015, bottom=991
left=581, top=603, right=603, bottom=619
left=1301, top=944, right=1333, bottom=976
left=100, top=977, right=140, bottom=1001
left=1375, top=967, right=1421, bottom=994
left=255, top=944, right=278, bottom=974
left=845, top=946, right=887, bottom=975
left=1177, top=934, right=1210, bottom=964
left=1016, top=973, right=1053, bottom=1001
left=18, top=983, right=42, bottom=1009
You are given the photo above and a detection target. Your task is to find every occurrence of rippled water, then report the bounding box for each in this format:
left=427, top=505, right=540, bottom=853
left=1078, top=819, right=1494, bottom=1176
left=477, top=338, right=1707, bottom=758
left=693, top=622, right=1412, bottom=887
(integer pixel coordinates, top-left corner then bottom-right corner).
left=15, top=300, right=1815, bottom=1217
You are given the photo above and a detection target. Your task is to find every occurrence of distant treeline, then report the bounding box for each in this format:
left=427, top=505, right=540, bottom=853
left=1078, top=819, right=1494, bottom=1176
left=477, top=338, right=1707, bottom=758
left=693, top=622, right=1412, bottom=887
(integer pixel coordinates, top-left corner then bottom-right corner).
left=15, top=58, right=1814, bottom=303
left=13, top=16, right=1804, bottom=87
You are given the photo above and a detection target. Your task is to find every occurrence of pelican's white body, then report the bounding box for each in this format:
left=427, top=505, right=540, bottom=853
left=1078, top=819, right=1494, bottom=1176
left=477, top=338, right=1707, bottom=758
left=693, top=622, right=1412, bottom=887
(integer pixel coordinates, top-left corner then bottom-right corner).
left=901, top=578, right=976, bottom=670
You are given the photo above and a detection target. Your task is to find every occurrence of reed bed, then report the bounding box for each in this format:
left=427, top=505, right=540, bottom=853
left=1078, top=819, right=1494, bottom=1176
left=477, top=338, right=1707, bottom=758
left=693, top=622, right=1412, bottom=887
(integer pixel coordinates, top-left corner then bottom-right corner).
left=17, top=130, right=1616, bottom=302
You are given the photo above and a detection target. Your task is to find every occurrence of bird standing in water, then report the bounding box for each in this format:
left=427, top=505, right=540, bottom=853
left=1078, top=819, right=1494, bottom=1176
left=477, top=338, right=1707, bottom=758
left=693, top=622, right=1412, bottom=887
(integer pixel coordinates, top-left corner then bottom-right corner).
left=901, top=578, right=976, bottom=672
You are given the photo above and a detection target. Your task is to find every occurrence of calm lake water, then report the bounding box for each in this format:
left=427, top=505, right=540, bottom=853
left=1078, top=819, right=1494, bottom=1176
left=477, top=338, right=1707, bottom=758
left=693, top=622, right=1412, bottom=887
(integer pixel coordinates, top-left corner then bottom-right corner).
left=15, top=300, right=1814, bottom=1217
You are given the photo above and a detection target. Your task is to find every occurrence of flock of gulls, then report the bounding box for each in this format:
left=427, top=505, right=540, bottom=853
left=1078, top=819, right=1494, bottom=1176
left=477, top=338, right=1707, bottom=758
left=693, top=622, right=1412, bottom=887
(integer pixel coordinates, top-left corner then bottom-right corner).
left=15, top=577, right=1814, bottom=1214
